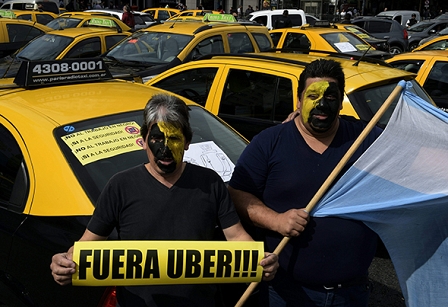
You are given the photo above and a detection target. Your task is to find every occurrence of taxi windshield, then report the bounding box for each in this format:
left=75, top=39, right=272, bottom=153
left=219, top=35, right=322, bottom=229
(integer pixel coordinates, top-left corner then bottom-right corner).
left=321, top=32, right=375, bottom=53
left=105, top=32, right=192, bottom=64
left=15, top=34, right=73, bottom=61
left=408, top=22, right=434, bottom=32
left=54, top=105, right=247, bottom=203
left=46, top=18, right=82, bottom=30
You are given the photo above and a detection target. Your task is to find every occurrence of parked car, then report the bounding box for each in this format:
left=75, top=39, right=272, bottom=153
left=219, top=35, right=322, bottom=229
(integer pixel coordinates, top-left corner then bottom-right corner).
left=245, top=9, right=306, bottom=30
left=0, top=21, right=131, bottom=77
left=84, top=9, right=157, bottom=29
left=386, top=50, right=448, bottom=110
left=352, top=16, right=408, bottom=54
left=3, top=8, right=57, bottom=24
left=146, top=52, right=432, bottom=140
left=0, top=57, right=248, bottom=307
left=418, top=27, right=448, bottom=46
left=0, top=0, right=59, bottom=14
left=414, top=34, right=448, bottom=51
left=407, top=20, right=448, bottom=50
left=305, top=14, right=319, bottom=25
left=141, top=7, right=180, bottom=22
left=0, top=14, right=51, bottom=58
left=270, top=22, right=391, bottom=59
left=101, top=18, right=273, bottom=82
left=45, top=14, right=131, bottom=32
left=375, top=10, right=420, bottom=28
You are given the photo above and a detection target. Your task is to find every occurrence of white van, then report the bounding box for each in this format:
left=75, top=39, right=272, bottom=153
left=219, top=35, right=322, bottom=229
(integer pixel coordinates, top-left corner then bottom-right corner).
left=247, top=9, right=306, bottom=30
left=0, top=0, right=59, bottom=14
left=376, top=10, right=420, bottom=28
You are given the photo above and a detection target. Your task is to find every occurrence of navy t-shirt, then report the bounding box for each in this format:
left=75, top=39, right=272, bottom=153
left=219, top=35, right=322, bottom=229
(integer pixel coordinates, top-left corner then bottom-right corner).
left=230, top=119, right=382, bottom=284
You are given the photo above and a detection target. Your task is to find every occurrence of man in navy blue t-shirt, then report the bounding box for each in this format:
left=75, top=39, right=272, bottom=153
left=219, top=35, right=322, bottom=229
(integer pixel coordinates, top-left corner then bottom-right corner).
left=229, top=59, right=382, bottom=306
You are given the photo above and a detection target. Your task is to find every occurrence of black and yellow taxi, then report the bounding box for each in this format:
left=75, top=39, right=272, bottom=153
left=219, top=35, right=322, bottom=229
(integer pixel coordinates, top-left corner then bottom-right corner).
left=0, top=18, right=131, bottom=77
left=146, top=52, right=432, bottom=140
left=6, top=9, right=58, bottom=24
left=141, top=7, right=180, bottom=22
left=335, top=23, right=390, bottom=53
left=270, top=21, right=391, bottom=60
left=45, top=13, right=132, bottom=32
left=168, top=9, right=221, bottom=20
left=386, top=50, right=448, bottom=110
left=102, top=14, right=273, bottom=82
left=0, top=9, right=51, bottom=57
left=413, top=34, right=448, bottom=51
left=0, top=58, right=248, bottom=307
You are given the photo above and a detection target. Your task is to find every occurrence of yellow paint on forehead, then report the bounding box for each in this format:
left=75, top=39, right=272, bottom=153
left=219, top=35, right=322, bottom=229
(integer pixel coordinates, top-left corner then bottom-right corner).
left=301, top=80, right=330, bottom=123
left=158, top=122, right=185, bottom=165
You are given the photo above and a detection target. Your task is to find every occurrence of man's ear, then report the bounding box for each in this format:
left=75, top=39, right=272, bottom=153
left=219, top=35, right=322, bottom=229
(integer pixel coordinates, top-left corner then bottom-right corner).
left=185, top=142, right=190, bottom=151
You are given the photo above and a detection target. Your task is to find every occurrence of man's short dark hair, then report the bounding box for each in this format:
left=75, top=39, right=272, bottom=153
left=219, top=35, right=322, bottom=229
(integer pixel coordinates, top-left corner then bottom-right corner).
left=412, top=13, right=416, bottom=17
left=283, top=10, right=289, bottom=16
left=298, top=59, right=345, bottom=101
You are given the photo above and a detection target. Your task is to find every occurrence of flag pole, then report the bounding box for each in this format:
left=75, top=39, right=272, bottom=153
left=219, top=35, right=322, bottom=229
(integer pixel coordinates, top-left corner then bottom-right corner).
left=234, top=81, right=406, bottom=307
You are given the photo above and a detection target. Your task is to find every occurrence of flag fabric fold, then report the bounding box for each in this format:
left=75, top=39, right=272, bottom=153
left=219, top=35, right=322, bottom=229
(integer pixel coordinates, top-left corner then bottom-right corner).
left=312, top=81, right=448, bottom=307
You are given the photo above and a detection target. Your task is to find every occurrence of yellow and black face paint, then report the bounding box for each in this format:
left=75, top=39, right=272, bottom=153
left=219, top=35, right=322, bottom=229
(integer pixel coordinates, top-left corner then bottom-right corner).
left=148, top=122, right=185, bottom=173
left=301, top=80, right=340, bottom=132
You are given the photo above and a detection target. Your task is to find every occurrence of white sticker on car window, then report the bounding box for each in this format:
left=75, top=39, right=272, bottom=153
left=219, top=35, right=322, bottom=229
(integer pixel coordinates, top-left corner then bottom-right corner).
left=184, top=141, right=235, bottom=182
left=334, top=42, right=357, bottom=52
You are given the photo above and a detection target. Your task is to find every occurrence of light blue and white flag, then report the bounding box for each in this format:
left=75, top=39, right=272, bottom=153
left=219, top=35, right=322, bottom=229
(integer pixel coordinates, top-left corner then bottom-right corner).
left=312, top=81, right=448, bottom=307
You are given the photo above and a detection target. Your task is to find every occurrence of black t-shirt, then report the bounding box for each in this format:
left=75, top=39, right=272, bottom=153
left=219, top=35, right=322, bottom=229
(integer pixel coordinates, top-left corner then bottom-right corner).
left=88, top=163, right=240, bottom=306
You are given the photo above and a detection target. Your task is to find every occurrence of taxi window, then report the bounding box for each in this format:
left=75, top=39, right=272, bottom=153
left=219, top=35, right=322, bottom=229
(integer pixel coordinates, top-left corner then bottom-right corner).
left=0, top=125, right=29, bottom=211
left=6, top=24, right=44, bottom=43
left=16, top=14, right=32, bottom=21
left=253, top=16, right=267, bottom=27
left=158, top=10, right=170, bottom=21
left=348, top=80, right=433, bottom=128
left=36, top=14, right=54, bottom=25
left=47, top=18, right=81, bottom=30
left=150, top=67, right=219, bottom=107
left=219, top=69, right=294, bottom=121
left=422, top=61, right=448, bottom=109
left=270, top=32, right=282, bottom=47
left=284, top=33, right=311, bottom=52
left=16, top=34, right=73, bottom=60
left=105, top=35, right=128, bottom=50
left=54, top=107, right=246, bottom=202
left=421, top=39, right=448, bottom=51
left=65, top=37, right=101, bottom=58
left=253, top=32, right=272, bottom=51
left=321, top=32, right=371, bottom=53
left=228, top=33, right=254, bottom=53
left=192, top=35, right=224, bottom=58
left=388, top=60, right=423, bottom=74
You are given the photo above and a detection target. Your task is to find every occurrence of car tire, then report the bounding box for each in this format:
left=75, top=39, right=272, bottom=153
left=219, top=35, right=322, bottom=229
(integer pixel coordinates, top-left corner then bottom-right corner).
left=389, top=45, right=403, bottom=54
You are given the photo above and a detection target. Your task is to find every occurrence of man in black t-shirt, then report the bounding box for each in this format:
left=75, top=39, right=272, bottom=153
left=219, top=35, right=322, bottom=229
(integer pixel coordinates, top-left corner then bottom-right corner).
left=50, top=94, right=279, bottom=306
left=406, top=13, right=418, bottom=28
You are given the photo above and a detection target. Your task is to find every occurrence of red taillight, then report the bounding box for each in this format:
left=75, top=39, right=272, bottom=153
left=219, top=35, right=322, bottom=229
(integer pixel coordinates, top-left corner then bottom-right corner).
left=98, top=286, right=117, bottom=307
left=403, top=29, right=408, bottom=40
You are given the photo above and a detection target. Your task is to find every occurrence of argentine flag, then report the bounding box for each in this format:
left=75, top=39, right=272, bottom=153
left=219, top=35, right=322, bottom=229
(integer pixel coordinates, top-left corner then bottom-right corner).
left=313, top=81, right=448, bottom=307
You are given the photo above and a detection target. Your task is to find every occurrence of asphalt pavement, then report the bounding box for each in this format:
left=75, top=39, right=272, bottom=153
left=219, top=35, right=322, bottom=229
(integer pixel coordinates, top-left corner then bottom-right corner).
left=368, top=244, right=406, bottom=307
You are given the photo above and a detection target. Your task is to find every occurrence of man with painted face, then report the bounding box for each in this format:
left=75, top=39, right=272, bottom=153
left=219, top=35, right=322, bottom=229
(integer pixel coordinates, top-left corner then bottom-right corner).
left=229, top=59, right=383, bottom=306
left=50, top=94, right=279, bottom=306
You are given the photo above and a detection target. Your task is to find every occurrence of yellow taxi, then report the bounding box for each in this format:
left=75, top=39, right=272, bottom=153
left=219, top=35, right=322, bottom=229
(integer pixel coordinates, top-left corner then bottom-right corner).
left=270, top=21, right=390, bottom=60
left=0, top=11, right=51, bottom=57
left=0, top=57, right=248, bottom=307
left=168, top=9, right=220, bottom=20
left=386, top=50, right=448, bottom=110
left=5, top=9, right=58, bottom=24
left=102, top=15, right=273, bottom=81
left=146, top=52, right=432, bottom=140
left=45, top=13, right=131, bottom=32
left=413, top=34, right=448, bottom=51
left=0, top=19, right=131, bottom=77
left=141, top=7, right=180, bottom=22
left=335, top=23, right=390, bottom=53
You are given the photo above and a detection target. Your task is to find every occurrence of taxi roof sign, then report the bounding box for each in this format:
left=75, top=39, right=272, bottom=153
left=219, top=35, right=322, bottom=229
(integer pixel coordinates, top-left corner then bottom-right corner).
left=202, top=13, right=236, bottom=22
left=0, top=10, right=16, bottom=18
left=88, top=18, right=116, bottom=28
